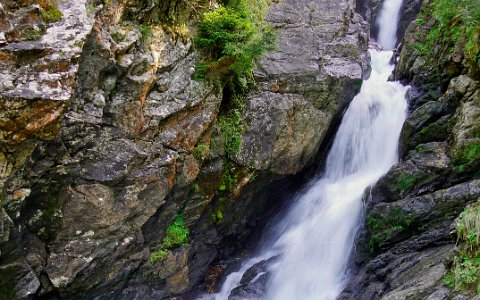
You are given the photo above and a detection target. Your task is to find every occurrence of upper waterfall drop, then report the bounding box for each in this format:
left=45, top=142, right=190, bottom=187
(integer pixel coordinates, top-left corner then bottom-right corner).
left=377, top=0, right=404, bottom=49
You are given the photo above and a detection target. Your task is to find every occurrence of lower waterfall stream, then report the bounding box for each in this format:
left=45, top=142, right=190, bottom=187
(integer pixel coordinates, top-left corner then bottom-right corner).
left=203, top=0, right=409, bottom=299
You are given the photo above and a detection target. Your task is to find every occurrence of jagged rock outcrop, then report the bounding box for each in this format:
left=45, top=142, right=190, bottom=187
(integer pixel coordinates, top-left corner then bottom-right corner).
left=341, top=1, right=480, bottom=298
left=0, top=0, right=370, bottom=299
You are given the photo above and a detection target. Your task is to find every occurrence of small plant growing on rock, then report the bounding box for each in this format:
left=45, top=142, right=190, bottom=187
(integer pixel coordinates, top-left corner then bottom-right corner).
left=193, top=143, right=210, bottom=160
left=150, top=215, right=189, bottom=264
left=38, top=0, right=63, bottom=24
left=444, top=203, right=480, bottom=294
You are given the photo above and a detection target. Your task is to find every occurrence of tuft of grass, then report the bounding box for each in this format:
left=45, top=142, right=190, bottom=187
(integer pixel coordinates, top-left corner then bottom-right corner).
left=24, top=28, right=43, bottom=40
left=456, top=204, right=480, bottom=249
left=444, top=203, right=480, bottom=294
left=414, top=0, right=480, bottom=67
left=217, top=106, right=247, bottom=155
left=150, top=215, right=189, bottom=264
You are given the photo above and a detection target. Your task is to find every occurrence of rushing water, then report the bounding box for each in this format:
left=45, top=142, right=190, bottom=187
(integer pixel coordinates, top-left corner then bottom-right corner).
left=376, top=0, right=404, bottom=49
left=205, top=0, right=408, bottom=299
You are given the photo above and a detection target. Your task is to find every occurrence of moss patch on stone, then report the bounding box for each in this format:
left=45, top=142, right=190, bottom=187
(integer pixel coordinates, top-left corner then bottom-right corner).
left=41, top=6, right=62, bottom=23
left=150, top=215, right=189, bottom=264
left=453, top=142, right=480, bottom=173
left=367, top=207, right=415, bottom=255
left=395, top=174, right=417, bottom=194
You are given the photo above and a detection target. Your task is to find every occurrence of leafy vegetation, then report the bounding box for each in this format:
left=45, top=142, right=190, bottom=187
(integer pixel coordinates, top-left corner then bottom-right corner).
left=415, top=0, right=480, bottom=67
left=150, top=215, right=189, bottom=264
left=194, top=0, right=276, bottom=87
left=444, top=203, right=480, bottom=294
left=217, top=101, right=248, bottom=155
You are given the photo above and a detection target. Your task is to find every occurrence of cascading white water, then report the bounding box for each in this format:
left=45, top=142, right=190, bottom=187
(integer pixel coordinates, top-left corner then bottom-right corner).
left=376, top=0, right=404, bottom=49
left=205, top=0, right=408, bottom=299
left=264, top=49, right=408, bottom=300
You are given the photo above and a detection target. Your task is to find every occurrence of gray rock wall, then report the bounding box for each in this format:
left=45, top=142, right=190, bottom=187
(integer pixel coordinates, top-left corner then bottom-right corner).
left=0, top=0, right=370, bottom=298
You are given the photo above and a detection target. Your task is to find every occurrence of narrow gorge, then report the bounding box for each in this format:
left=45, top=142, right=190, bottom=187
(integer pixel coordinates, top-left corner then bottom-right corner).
left=1, top=0, right=479, bottom=299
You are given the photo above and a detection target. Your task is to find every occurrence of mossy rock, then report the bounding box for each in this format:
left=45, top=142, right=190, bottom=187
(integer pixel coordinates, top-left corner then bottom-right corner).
left=366, top=207, right=416, bottom=255
left=453, top=142, right=480, bottom=173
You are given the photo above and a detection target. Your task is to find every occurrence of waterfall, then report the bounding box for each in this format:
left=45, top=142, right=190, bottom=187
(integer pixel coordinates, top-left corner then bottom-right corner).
left=377, top=0, right=404, bottom=49
left=204, top=0, right=408, bottom=299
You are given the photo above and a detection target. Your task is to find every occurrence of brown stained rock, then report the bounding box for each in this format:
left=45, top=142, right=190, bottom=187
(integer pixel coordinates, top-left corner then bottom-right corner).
left=166, top=266, right=189, bottom=294
left=0, top=99, right=64, bottom=143
left=159, top=95, right=220, bottom=152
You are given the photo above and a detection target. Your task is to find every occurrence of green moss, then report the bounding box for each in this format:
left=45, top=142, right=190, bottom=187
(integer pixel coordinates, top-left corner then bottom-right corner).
left=194, top=0, right=276, bottom=87
left=193, top=143, right=210, bottom=160
left=149, top=215, right=189, bottom=264
left=367, top=208, right=414, bottom=255
left=219, top=168, right=238, bottom=192
left=111, top=31, right=126, bottom=43
left=140, top=25, right=153, bottom=42
left=41, top=6, right=63, bottom=23
left=211, top=209, right=224, bottom=224
left=395, top=174, right=417, bottom=194
left=149, top=249, right=168, bottom=264
left=453, top=143, right=480, bottom=173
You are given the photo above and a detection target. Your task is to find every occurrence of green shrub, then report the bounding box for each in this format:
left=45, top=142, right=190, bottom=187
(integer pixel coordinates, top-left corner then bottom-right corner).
left=150, top=215, right=189, bottom=264
left=195, top=0, right=276, bottom=87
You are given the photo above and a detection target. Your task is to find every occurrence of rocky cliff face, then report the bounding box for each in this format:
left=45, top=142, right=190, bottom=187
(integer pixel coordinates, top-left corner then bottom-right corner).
left=341, top=1, right=480, bottom=299
left=0, top=0, right=369, bottom=298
